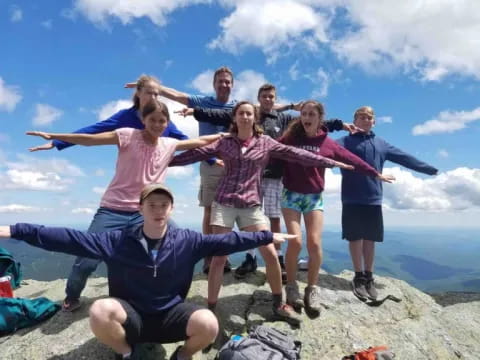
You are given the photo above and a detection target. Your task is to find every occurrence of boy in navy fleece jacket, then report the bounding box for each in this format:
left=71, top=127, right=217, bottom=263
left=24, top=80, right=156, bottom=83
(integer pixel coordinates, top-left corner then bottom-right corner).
left=0, top=184, right=293, bottom=360
left=337, top=106, right=438, bottom=302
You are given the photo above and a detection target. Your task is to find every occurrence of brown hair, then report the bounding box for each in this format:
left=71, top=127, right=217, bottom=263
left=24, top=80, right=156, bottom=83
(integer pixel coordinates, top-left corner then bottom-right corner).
left=354, top=106, right=375, bottom=121
left=141, top=98, right=170, bottom=124
left=213, top=66, right=234, bottom=84
left=133, top=74, right=161, bottom=109
left=257, top=83, right=276, bottom=98
left=282, top=100, right=325, bottom=142
left=229, top=101, right=264, bottom=136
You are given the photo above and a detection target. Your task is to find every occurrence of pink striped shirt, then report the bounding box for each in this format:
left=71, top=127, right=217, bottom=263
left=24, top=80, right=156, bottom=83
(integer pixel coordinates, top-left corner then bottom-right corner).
left=170, top=135, right=336, bottom=208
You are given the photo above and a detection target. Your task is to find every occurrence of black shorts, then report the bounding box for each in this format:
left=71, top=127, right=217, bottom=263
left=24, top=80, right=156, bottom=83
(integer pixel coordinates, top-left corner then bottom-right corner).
left=342, top=204, right=384, bottom=242
left=117, top=299, right=203, bottom=345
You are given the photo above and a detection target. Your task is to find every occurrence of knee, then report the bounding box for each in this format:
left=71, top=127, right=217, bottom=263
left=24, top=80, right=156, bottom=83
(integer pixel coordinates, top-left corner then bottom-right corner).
left=188, top=309, right=219, bottom=343
left=287, top=238, right=302, bottom=252
left=89, top=299, right=122, bottom=324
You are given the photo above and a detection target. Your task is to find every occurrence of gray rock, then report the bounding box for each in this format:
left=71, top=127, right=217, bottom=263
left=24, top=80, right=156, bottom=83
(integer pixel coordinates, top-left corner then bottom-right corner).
left=1, top=270, right=478, bottom=359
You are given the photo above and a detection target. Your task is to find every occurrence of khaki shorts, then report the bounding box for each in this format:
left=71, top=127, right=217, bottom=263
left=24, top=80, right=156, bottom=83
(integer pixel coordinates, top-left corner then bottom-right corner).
left=198, top=162, right=225, bottom=207
left=210, top=201, right=268, bottom=229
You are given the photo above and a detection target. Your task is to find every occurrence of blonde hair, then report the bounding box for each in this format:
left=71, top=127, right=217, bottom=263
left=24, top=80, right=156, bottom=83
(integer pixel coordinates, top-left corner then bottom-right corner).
left=354, top=106, right=375, bottom=120
left=133, top=74, right=161, bottom=109
left=229, top=101, right=264, bottom=136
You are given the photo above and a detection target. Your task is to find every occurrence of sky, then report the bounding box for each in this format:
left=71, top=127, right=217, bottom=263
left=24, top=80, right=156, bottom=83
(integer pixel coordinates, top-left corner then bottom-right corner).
left=0, top=0, right=479, bottom=229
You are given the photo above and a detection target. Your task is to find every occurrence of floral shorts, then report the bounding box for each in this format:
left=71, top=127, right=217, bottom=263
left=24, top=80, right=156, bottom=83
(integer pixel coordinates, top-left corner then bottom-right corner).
left=281, top=189, right=324, bottom=214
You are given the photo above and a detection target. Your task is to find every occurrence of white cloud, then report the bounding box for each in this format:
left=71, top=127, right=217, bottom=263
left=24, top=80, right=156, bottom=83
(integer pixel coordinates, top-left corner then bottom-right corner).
left=377, top=116, right=393, bottom=124
left=190, top=70, right=214, bottom=95
left=94, top=168, right=106, bottom=176
left=231, top=70, right=269, bottom=102
left=438, top=149, right=449, bottom=159
left=160, top=96, right=198, bottom=138
left=166, top=166, right=195, bottom=179
left=8, top=154, right=85, bottom=177
left=209, top=0, right=330, bottom=63
left=73, top=0, right=212, bottom=27
left=97, top=99, right=132, bottom=120
left=0, top=204, right=43, bottom=214
left=332, top=1, right=480, bottom=81
left=310, top=68, right=330, bottom=98
left=323, top=169, right=341, bottom=195
left=0, top=77, right=22, bottom=112
left=41, top=19, right=53, bottom=29
left=92, top=186, right=106, bottom=195
left=383, top=167, right=480, bottom=211
left=72, top=207, right=95, bottom=215
left=33, top=104, right=63, bottom=127
left=412, top=107, right=480, bottom=135
left=10, top=5, right=22, bottom=23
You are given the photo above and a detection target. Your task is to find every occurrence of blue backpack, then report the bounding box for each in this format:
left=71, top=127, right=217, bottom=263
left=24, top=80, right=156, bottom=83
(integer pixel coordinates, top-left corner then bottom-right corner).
left=0, top=246, right=22, bottom=289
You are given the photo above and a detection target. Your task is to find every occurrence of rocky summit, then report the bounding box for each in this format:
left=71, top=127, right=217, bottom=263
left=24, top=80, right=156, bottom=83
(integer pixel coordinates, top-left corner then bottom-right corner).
left=1, top=269, right=479, bottom=359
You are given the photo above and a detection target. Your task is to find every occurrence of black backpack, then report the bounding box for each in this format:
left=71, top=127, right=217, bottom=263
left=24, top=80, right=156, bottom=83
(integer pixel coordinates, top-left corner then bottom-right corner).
left=216, top=325, right=302, bottom=360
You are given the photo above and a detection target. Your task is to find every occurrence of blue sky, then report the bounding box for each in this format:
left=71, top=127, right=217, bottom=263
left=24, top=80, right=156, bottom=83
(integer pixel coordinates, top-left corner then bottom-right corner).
left=1, top=0, right=479, bottom=229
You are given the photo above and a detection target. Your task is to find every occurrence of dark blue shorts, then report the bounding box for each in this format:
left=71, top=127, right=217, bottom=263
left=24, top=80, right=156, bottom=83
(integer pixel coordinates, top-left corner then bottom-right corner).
left=342, top=204, right=383, bottom=242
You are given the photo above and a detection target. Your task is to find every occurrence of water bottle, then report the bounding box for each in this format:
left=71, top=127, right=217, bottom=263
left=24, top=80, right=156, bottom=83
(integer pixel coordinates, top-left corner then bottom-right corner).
left=0, top=275, right=14, bottom=298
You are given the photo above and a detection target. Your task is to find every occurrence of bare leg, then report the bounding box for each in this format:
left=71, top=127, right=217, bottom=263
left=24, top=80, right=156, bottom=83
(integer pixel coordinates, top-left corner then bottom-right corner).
left=177, top=309, right=219, bottom=358
left=269, top=217, right=282, bottom=251
left=303, top=210, right=324, bottom=286
left=242, top=224, right=282, bottom=295
left=207, top=225, right=232, bottom=305
left=363, top=239, right=375, bottom=272
left=348, top=239, right=364, bottom=272
left=89, top=298, right=130, bottom=355
left=281, top=208, right=302, bottom=284
left=202, top=206, right=212, bottom=234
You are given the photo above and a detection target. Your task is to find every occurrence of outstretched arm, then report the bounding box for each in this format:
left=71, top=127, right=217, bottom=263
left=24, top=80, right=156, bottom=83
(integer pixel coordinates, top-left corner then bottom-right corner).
left=386, top=142, right=438, bottom=175
left=169, top=140, right=220, bottom=166
left=268, top=137, right=353, bottom=170
left=6, top=223, right=121, bottom=260
left=175, top=133, right=225, bottom=151
left=124, top=82, right=189, bottom=105
left=27, top=130, right=118, bottom=147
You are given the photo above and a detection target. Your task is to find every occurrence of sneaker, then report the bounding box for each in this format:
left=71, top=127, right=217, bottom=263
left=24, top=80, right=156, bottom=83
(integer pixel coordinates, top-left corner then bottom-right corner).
left=273, top=303, right=302, bottom=326
left=278, top=255, right=287, bottom=284
left=234, top=253, right=257, bottom=279
left=62, top=297, right=81, bottom=312
left=285, top=282, right=304, bottom=310
left=351, top=276, right=369, bottom=301
left=365, top=277, right=378, bottom=300
left=304, top=285, right=321, bottom=315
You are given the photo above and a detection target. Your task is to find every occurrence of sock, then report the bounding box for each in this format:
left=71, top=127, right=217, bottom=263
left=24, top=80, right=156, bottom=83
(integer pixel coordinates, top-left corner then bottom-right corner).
left=207, top=302, right=217, bottom=311
left=272, top=293, right=282, bottom=308
left=247, top=249, right=256, bottom=258
left=364, top=271, right=373, bottom=280
left=354, top=271, right=364, bottom=279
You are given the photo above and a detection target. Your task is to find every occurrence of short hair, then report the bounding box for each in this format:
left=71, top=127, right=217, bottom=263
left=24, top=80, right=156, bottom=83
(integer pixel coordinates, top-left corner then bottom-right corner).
left=141, top=98, right=170, bottom=124
left=229, top=101, right=264, bottom=136
left=213, top=66, right=234, bottom=84
left=354, top=106, right=375, bottom=120
left=133, top=74, right=161, bottom=109
left=257, top=83, right=276, bottom=98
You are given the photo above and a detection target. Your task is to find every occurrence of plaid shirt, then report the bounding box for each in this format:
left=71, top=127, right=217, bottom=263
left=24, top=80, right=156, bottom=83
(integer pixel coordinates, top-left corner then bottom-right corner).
left=170, top=135, right=336, bottom=208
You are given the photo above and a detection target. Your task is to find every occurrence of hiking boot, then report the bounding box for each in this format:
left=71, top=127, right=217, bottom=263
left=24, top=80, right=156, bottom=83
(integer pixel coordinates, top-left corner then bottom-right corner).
left=62, top=297, right=81, bottom=312
left=351, top=276, right=369, bottom=301
left=365, top=277, right=378, bottom=300
left=273, top=303, right=302, bottom=326
left=234, top=253, right=257, bottom=279
left=285, top=282, right=304, bottom=310
left=278, top=255, right=287, bottom=284
left=304, top=285, right=321, bottom=316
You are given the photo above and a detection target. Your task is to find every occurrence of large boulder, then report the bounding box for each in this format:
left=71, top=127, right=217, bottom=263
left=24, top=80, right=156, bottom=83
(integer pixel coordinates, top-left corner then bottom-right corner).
left=1, top=270, right=478, bottom=359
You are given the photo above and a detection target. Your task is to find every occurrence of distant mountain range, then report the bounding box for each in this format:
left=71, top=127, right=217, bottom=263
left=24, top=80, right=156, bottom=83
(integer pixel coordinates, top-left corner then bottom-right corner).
left=2, top=226, right=479, bottom=293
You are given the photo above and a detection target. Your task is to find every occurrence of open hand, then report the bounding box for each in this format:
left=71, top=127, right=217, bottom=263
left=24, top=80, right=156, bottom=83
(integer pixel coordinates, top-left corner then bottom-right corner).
left=343, top=123, right=365, bottom=135
left=26, top=131, right=52, bottom=140
left=272, top=233, right=298, bottom=245
left=28, top=141, right=54, bottom=152
left=378, top=174, right=395, bottom=183
left=174, top=108, right=194, bottom=117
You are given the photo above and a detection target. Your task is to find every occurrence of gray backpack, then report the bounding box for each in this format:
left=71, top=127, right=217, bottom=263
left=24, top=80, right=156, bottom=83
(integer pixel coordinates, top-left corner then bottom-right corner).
left=216, top=325, right=302, bottom=360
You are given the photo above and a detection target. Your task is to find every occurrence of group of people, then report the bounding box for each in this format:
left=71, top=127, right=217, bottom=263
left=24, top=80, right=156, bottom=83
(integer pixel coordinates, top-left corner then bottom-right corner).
left=3, top=66, right=438, bottom=360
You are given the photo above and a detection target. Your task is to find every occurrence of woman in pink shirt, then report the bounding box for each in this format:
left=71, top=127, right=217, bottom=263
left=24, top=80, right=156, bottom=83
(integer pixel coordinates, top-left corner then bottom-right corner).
left=170, top=101, right=353, bottom=324
left=27, top=97, right=221, bottom=312
left=279, top=100, right=393, bottom=316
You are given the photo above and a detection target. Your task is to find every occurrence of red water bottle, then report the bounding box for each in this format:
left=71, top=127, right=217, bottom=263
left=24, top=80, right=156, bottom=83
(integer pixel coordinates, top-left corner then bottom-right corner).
left=0, top=275, right=14, bottom=297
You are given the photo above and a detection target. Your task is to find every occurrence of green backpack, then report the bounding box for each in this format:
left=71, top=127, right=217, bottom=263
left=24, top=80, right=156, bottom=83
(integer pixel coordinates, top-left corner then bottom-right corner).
left=0, top=246, right=22, bottom=289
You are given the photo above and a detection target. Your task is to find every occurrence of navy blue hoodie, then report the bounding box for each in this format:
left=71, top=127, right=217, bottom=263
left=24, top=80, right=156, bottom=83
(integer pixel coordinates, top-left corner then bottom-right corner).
left=10, top=223, right=272, bottom=314
left=337, top=132, right=438, bottom=205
